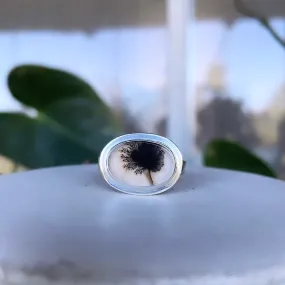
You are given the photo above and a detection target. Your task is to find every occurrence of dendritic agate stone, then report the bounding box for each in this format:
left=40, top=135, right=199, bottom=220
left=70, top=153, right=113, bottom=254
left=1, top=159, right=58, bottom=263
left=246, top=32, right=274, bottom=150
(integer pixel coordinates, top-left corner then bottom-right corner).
left=108, top=141, right=176, bottom=187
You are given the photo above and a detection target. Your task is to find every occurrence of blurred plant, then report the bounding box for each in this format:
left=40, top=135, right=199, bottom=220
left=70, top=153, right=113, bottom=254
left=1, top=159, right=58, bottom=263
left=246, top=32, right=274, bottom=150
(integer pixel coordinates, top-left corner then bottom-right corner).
left=196, top=91, right=259, bottom=150
left=234, top=0, right=285, bottom=49
left=204, top=139, right=276, bottom=178
left=232, top=0, right=285, bottom=178
left=0, top=64, right=278, bottom=179
left=1, top=65, right=122, bottom=168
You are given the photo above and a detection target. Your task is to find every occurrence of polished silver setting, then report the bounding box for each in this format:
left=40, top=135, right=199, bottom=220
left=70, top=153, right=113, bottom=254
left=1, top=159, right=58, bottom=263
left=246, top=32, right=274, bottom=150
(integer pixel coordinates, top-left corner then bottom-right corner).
left=99, top=133, right=184, bottom=195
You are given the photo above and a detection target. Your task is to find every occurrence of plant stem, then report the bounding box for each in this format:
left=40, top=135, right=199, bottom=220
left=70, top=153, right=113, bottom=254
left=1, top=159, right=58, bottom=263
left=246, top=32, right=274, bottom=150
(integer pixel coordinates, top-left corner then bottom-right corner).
left=234, top=0, right=285, bottom=49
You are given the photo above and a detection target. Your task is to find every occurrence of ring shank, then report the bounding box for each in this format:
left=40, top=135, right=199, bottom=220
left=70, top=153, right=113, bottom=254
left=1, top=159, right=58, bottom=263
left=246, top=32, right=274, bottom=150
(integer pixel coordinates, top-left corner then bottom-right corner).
left=182, top=160, right=186, bottom=174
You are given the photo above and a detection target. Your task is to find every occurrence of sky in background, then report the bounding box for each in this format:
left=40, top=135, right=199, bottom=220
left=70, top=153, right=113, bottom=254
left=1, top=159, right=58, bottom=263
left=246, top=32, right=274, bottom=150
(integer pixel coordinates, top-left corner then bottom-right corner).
left=0, top=18, right=285, bottom=117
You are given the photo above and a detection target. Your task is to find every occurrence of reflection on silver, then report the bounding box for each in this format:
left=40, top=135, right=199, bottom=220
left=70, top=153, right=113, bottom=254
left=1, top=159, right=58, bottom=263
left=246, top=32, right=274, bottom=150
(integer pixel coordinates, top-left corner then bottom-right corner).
left=99, top=133, right=184, bottom=195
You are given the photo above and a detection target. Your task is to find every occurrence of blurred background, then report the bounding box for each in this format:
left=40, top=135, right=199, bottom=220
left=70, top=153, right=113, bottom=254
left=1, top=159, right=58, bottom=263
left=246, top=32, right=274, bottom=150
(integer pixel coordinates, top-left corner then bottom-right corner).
left=1, top=0, right=285, bottom=178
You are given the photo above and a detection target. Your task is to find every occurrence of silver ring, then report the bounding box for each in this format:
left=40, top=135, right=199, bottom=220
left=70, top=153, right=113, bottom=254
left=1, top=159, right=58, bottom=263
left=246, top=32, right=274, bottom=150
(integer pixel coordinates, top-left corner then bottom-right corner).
left=99, top=133, right=185, bottom=196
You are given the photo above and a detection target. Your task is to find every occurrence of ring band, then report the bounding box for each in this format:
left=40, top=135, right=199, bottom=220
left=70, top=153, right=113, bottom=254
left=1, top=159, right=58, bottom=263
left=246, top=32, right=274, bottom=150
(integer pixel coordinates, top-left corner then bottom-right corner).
left=99, top=133, right=185, bottom=195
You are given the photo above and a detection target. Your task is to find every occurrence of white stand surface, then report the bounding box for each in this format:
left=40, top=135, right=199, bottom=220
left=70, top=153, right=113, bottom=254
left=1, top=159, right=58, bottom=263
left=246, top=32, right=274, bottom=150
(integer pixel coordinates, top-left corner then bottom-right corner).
left=0, top=165, right=284, bottom=285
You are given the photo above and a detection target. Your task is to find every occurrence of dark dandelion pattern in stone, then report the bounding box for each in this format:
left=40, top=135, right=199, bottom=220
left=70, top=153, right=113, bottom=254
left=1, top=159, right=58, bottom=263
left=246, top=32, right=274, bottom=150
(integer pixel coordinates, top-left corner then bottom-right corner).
left=120, top=141, right=165, bottom=175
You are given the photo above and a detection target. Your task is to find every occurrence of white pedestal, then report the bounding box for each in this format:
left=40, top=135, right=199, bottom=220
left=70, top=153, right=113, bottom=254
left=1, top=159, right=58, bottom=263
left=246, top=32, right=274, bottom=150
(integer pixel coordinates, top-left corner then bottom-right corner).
left=0, top=165, right=284, bottom=285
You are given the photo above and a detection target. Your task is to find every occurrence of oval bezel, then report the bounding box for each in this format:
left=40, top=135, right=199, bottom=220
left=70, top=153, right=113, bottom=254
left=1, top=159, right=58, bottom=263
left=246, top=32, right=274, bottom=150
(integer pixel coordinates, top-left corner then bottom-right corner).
left=99, top=133, right=183, bottom=195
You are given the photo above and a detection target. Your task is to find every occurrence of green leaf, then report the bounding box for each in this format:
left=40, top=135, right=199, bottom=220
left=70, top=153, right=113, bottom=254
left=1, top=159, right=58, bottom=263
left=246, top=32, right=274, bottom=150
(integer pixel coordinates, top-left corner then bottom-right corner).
left=7, top=65, right=122, bottom=154
left=203, top=139, right=277, bottom=178
left=0, top=113, right=98, bottom=168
